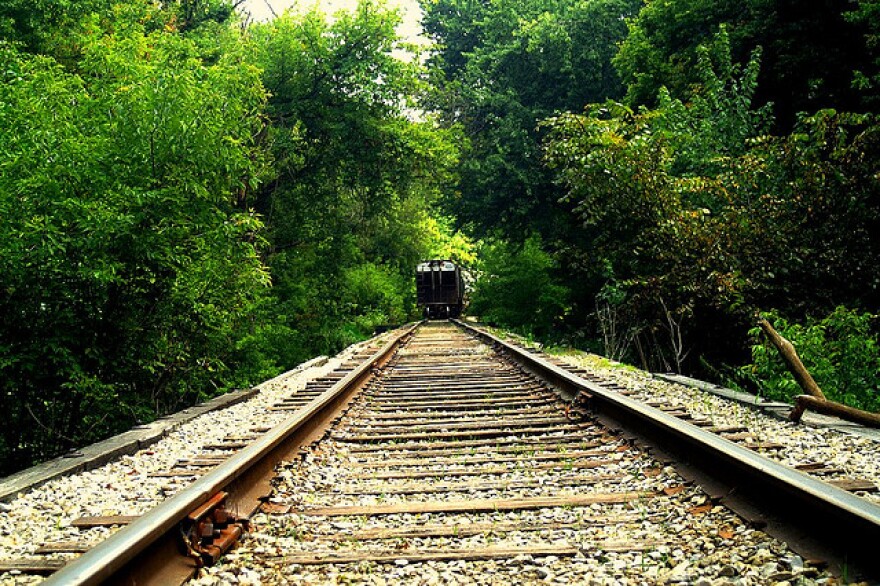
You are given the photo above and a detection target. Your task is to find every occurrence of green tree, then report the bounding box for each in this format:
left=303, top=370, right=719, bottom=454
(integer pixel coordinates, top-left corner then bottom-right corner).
left=849, top=0, right=880, bottom=106
left=421, top=0, right=641, bottom=237
left=469, top=235, right=569, bottom=337
left=0, top=0, right=241, bottom=58
left=0, top=18, right=270, bottom=473
left=614, top=0, right=873, bottom=128
left=542, top=33, right=776, bottom=369
left=248, top=2, right=460, bottom=357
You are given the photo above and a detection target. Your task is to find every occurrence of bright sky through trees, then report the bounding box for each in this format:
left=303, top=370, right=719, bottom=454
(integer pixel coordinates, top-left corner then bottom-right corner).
left=240, top=0, right=427, bottom=47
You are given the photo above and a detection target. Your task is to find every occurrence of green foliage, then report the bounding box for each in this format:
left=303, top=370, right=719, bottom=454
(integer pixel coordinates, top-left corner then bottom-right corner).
left=0, top=16, right=270, bottom=472
left=542, top=25, right=880, bottom=375
left=244, top=2, right=460, bottom=366
left=0, top=0, right=111, bottom=54
left=0, top=0, right=239, bottom=59
left=652, top=29, right=773, bottom=178
left=543, top=31, right=771, bottom=305
left=3, top=0, right=878, bottom=478
left=421, top=0, right=641, bottom=237
left=469, top=235, right=569, bottom=338
left=742, top=309, right=880, bottom=411
left=343, top=263, right=411, bottom=333
left=848, top=0, right=880, bottom=106
left=613, top=0, right=873, bottom=128
left=421, top=216, right=478, bottom=268
left=0, top=0, right=463, bottom=474
left=727, top=111, right=880, bottom=316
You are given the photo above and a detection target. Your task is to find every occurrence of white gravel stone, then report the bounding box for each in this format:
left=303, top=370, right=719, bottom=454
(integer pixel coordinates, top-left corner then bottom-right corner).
left=201, top=326, right=839, bottom=585
left=550, top=349, right=880, bottom=505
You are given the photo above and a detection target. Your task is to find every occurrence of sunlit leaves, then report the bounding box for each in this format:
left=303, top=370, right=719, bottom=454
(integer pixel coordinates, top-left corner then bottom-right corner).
left=246, top=2, right=461, bottom=360
left=0, top=23, right=269, bottom=472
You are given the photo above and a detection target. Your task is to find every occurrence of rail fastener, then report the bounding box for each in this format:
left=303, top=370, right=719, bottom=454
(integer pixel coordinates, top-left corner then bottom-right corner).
left=182, top=491, right=249, bottom=567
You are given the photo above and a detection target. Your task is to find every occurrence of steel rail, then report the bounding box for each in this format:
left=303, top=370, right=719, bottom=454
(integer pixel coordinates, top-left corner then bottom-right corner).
left=453, top=319, right=880, bottom=578
left=44, top=323, right=419, bottom=586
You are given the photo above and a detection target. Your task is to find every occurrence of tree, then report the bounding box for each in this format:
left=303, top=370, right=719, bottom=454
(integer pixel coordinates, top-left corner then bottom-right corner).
left=247, top=2, right=461, bottom=359
left=421, top=0, right=641, bottom=237
left=0, top=19, right=270, bottom=473
left=848, top=0, right=880, bottom=107
left=614, top=0, right=873, bottom=129
left=542, top=33, right=775, bottom=369
left=469, top=235, right=570, bottom=337
left=0, top=0, right=242, bottom=58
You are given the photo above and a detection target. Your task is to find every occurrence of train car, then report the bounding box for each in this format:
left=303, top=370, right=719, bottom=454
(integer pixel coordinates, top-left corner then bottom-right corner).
left=416, top=260, right=465, bottom=319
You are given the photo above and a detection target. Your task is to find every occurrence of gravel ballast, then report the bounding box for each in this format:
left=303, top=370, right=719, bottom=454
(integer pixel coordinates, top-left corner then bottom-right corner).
left=0, top=338, right=380, bottom=586
left=2, top=324, right=875, bottom=585
left=549, top=349, right=880, bottom=507
left=195, top=324, right=853, bottom=585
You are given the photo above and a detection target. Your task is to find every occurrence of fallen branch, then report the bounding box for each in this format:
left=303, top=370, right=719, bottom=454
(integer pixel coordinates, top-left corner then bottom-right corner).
left=790, top=395, right=880, bottom=428
left=758, top=315, right=880, bottom=427
left=757, top=317, right=826, bottom=400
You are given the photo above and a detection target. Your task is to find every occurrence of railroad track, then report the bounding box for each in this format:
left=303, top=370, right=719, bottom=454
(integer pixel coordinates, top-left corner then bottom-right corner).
left=7, top=321, right=880, bottom=584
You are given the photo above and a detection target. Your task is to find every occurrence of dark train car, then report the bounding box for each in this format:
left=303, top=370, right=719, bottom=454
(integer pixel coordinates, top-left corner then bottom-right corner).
left=416, top=260, right=465, bottom=319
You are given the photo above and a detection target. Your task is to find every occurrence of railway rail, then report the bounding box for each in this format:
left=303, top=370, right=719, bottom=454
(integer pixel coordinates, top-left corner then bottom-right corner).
left=4, top=321, right=880, bottom=584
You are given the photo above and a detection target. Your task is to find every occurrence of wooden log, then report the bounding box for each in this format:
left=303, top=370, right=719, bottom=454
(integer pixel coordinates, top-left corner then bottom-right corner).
left=336, top=423, right=590, bottom=443
left=35, top=542, right=92, bottom=554
left=790, top=395, right=880, bottom=428
left=321, top=514, right=646, bottom=541
left=352, top=448, right=610, bottom=469
left=757, top=318, right=826, bottom=400
left=279, top=541, right=665, bottom=565
left=334, top=473, right=625, bottom=496
left=827, top=477, right=878, bottom=493
left=344, top=433, right=603, bottom=453
left=281, top=545, right=580, bottom=565
left=352, top=457, right=611, bottom=480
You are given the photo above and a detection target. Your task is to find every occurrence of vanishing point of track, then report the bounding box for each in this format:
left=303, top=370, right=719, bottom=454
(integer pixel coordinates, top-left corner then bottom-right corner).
left=40, top=321, right=880, bottom=584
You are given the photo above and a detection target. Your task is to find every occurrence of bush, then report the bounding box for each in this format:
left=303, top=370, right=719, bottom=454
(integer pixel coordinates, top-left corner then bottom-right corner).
left=342, top=263, right=411, bottom=334
left=741, top=308, right=880, bottom=411
left=469, top=235, right=569, bottom=338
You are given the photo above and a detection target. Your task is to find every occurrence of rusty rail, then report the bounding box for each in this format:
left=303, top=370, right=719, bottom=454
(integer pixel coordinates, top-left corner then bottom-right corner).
left=43, top=323, right=419, bottom=586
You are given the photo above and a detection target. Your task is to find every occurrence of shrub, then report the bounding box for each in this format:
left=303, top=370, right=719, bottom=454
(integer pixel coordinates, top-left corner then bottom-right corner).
left=469, top=235, right=569, bottom=338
